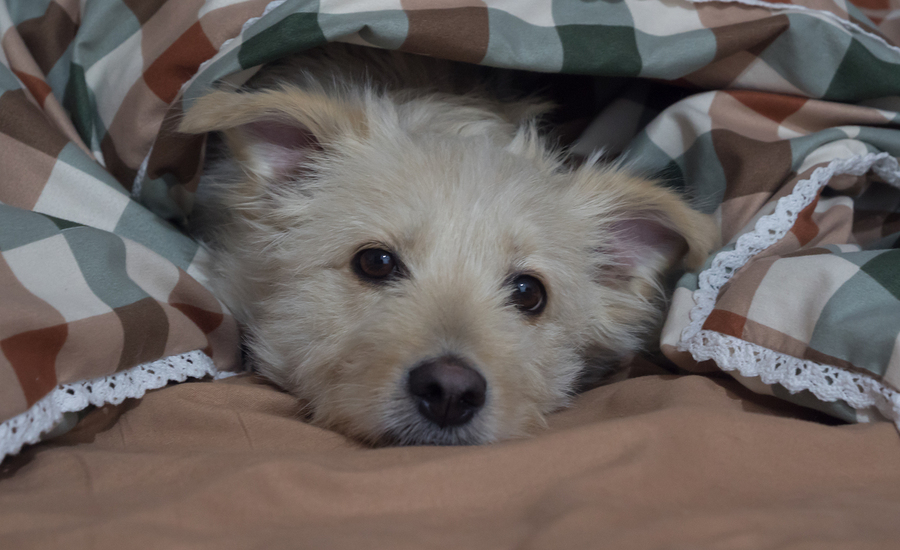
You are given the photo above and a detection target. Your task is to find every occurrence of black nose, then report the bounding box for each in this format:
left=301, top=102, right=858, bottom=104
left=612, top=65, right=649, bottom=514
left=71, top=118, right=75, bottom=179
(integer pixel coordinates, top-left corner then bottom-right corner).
left=407, top=356, right=487, bottom=428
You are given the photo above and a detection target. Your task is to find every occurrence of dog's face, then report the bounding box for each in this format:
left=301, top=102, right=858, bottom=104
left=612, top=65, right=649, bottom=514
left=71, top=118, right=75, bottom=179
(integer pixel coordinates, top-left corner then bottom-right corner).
left=181, top=87, right=715, bottom=445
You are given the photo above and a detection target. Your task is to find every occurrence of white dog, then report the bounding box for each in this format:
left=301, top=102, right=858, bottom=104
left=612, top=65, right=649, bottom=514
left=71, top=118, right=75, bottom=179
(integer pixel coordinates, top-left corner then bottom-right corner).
left=180, top=45, right=716, bottom=445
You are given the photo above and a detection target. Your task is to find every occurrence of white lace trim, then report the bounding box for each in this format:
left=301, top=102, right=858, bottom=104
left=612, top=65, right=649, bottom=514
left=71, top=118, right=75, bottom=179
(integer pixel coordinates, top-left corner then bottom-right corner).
left=0, top=350, right=221, bottom=463
left=679, top=152, right=900, bottom=426
left=687, top=0, right=900, bottom=59
left=689, top=331, right=900, bottom=423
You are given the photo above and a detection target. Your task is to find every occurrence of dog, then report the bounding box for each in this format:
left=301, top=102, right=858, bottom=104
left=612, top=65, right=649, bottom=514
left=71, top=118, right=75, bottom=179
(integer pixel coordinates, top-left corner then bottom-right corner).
left=179, top=44, right=716, bottom=446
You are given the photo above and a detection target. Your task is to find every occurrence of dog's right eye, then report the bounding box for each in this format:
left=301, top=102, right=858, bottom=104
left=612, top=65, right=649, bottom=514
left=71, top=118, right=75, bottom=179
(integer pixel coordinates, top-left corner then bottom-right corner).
left=353, top=248, right=398, bottom=281
left=509, top=274, right=547, bottom=316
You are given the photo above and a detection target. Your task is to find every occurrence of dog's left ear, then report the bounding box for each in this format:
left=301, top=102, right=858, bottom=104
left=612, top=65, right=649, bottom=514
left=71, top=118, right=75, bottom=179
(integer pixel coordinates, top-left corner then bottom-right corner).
left=573, top=167, right=718, bottom=283
left=179, top=88, right=365, bottom=182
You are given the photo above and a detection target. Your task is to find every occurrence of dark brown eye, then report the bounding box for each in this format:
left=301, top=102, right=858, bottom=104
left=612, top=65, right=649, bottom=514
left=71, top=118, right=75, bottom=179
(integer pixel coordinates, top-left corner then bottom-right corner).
left=509, top=274, right=546, bottom=315
left=354, top=248, right=398, bottom=281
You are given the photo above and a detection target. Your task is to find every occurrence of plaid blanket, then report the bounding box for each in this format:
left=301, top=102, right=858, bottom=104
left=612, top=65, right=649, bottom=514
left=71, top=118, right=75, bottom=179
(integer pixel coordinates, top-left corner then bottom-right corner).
left=2, top=0, right=899, bottom=461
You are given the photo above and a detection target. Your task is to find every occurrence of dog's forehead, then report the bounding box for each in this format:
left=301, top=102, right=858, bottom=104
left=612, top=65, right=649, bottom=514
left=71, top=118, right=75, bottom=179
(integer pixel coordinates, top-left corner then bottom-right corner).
left=317, top=136, right=583, bottom=261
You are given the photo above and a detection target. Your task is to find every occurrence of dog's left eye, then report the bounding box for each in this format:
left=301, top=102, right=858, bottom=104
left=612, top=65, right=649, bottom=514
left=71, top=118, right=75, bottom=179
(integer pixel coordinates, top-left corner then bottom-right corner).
left=509, top=274, right=546, bottom=315
left=354, top=248, right=398, bottom=281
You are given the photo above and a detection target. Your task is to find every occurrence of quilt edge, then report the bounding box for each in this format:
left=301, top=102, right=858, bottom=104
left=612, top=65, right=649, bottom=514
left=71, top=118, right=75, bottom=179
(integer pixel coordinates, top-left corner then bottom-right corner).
left=0, top=350, right=219, bottom=464
left=685, top=330, right=900, bottom=428
left=679, top=151, right=900, bottom=427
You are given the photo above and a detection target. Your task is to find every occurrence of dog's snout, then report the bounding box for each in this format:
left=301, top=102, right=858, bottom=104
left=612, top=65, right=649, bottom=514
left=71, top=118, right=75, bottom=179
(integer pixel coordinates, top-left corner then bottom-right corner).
left=408, top=356, right=486, bottom=429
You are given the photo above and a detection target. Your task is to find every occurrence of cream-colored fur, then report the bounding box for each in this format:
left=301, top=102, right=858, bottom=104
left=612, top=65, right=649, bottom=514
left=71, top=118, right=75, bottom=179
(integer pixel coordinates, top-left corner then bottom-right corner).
left=180, top=45, right=717, bottom=445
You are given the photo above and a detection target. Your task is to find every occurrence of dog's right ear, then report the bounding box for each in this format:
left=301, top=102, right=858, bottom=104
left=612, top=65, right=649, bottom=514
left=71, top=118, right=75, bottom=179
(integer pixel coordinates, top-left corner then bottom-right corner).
left=179, top=88, right=365, bottom=182
left=570, top=166, right=719, bottom=290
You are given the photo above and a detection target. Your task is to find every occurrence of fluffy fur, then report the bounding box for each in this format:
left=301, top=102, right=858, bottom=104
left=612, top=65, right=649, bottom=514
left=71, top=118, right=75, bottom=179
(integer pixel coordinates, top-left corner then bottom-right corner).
left=179, top=45, right=717, bottom=446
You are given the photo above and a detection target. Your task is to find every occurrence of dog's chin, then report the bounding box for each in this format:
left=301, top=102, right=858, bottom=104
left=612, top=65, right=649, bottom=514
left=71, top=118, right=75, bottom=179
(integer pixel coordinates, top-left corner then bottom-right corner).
left=375, top=426, right=492, bottom=447
left=357, top=413, right=496, bottom=447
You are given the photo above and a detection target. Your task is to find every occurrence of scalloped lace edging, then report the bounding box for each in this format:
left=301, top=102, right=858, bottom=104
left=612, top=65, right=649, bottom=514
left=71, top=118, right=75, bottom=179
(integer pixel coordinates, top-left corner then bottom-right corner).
left=681, top=152, right=900, bottom=343
left=678, top=152, right=900, bottom=424
left=685, top=331, right=900, bottom=427
left=0, top=350, right=219, bottom=463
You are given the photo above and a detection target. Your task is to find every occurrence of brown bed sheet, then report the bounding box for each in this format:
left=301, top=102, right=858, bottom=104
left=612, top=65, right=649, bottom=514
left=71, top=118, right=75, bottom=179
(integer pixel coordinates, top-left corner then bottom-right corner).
left=1, top=368, right=898, bottom=550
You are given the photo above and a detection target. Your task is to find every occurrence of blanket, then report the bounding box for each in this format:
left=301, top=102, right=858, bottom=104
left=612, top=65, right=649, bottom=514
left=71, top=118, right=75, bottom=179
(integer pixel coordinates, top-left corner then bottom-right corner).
left=2, top=368, right=899, bottom=549
left=2, top=0, right=900, bottom=463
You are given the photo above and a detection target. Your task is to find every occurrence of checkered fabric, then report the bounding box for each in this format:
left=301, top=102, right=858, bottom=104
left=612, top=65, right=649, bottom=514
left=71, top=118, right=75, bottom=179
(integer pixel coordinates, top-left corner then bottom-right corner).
left=2, top=0, right=900, bottom=460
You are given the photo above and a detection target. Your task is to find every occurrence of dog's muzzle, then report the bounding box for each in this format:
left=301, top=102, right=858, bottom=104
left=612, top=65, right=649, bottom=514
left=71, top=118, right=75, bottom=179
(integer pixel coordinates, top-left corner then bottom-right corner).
left=407, top=355, right=486, bottom=429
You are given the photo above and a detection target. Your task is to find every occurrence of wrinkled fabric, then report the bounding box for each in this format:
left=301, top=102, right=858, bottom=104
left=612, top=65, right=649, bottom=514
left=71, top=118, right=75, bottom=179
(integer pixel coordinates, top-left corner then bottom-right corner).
left=2, top=372, right=898, bottom=549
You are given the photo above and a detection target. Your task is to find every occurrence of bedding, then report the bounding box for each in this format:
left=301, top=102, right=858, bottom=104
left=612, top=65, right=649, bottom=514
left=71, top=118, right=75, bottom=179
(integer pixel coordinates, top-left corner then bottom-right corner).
left=0, top=1, right=899, bottom=537
left=2, top=366, right=899, bottom=549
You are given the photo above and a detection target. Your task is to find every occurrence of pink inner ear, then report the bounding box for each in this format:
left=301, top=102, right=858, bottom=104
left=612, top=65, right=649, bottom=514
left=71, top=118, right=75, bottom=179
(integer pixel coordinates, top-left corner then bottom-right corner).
left=609, top=218, right=688, bottom=271
left=243, top=120, right=321, bottom=180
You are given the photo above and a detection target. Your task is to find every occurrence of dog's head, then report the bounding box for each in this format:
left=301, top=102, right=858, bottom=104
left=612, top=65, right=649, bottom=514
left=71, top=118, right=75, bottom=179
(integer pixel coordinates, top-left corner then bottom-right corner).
left=180, top=86, right=716, bottom=445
